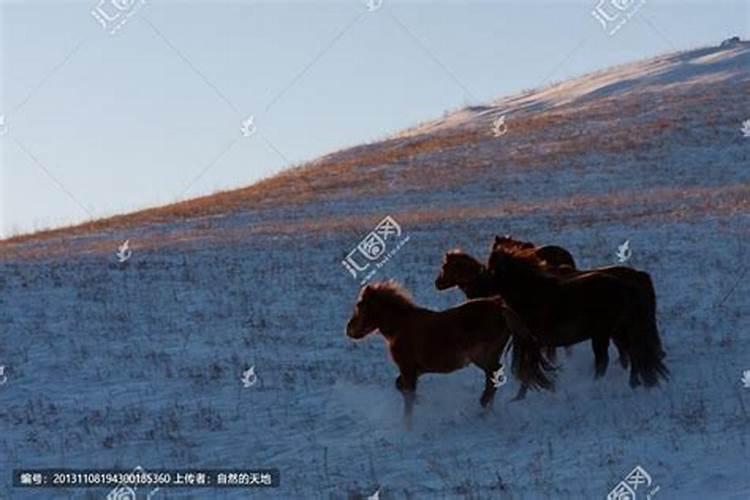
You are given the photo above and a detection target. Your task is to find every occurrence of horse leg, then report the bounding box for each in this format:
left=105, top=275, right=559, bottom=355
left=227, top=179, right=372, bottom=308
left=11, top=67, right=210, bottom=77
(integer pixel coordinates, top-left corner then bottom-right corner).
left=395, top=371, right=418, bottom=428
left=628, top=352, right=642, bottom=388
left=511, top=384, right=528, bottom=401
left=592, top=335, right=610, bottom=378
left=474, top=349, right=502, bottom=408
left=480, top=370, right=497, bottom=408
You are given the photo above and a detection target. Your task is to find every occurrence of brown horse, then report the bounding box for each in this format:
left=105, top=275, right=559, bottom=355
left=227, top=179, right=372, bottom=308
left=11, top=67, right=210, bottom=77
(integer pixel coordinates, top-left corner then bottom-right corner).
left=493, top=235, right=664, bottom=365
left=492, top=236, right=578, bottom=362
left=345, top=280, right=554, bottom=426
left=487, top=246, right=668, bottom=392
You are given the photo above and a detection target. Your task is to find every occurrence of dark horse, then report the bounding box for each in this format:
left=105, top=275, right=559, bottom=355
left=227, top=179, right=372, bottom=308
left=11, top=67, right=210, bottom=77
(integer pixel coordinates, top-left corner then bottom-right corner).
left=492, top=235, right=665, bottom=366
left=345, top=280, right=554, bottom=426
left=487, top=245, right=668, bottom=392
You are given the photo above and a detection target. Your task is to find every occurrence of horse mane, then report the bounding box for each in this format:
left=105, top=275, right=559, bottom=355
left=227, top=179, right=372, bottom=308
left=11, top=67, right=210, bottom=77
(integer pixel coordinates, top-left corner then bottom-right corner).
left=446, top=249, right=486, bottom=270
left=362, top=280, right=417, bottom=311
left=494, top=235, right=535, bottom=252
left=491, top=244, right=552, bottom=275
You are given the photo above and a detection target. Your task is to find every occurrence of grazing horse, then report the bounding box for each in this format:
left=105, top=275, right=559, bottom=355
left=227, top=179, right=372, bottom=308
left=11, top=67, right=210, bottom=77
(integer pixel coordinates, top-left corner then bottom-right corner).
left=345, top=280, right=554, bottom=426
left=487, top=246, right=668, bottom=392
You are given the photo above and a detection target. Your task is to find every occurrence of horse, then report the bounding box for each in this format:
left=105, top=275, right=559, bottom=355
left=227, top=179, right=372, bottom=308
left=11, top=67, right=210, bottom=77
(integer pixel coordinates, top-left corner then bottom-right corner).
left=487, top=245, right=668, bottom=393
left=492, top=235, right=665, bottom=364
left=491, top=236, right=579, bottom=362
left=345, top=280, right=555, bottom=426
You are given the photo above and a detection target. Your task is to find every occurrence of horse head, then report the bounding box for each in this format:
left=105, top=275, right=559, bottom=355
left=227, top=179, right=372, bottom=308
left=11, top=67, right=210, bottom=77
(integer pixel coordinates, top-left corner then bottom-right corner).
left=435, top=250, right=485, bottom=290
left=346, top=281, right=414, bottom=339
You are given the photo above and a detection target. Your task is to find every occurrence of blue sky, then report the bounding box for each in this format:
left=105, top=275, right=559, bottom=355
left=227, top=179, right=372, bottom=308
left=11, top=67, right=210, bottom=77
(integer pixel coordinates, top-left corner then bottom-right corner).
left=0, top=0, right=747, bottom=237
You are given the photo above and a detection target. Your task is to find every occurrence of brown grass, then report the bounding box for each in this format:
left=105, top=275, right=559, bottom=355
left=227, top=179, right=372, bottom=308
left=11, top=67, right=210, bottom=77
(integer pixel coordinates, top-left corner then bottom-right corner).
left=1, top=77, right=747, bottom=260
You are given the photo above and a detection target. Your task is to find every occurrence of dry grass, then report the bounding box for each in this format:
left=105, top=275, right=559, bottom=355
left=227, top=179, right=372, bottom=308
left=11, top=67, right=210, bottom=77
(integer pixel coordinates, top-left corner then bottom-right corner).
left=3, top=180, right=747, bottom=262
left=1, top=77, right=746, bottom=260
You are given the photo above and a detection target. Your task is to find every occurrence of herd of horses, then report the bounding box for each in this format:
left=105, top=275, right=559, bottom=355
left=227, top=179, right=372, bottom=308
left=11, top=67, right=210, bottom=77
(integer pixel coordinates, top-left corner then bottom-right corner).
left=345, top=235, right=669, bottom=425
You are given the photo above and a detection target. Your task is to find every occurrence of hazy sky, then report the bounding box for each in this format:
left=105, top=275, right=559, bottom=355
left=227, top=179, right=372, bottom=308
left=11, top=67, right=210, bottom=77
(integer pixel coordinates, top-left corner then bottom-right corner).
left=0, top=0, right=747, bottom=237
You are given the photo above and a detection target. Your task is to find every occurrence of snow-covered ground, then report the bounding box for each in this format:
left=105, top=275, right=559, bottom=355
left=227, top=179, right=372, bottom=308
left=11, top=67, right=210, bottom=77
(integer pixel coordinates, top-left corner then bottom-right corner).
left=1, top=42, right=749, bottom=499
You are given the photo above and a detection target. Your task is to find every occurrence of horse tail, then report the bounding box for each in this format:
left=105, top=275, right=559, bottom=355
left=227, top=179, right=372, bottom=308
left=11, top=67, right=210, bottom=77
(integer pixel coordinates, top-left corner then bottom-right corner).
left=499, top=304, right=555, bottom=392
left=638, top=271, right=665, bottom=359
left=628, top=279, right=669, bottom=387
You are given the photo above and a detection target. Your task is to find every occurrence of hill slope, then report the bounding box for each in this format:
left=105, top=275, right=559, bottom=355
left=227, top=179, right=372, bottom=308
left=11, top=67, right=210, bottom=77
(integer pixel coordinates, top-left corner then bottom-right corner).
left=0, top=42, right=749, bottom=499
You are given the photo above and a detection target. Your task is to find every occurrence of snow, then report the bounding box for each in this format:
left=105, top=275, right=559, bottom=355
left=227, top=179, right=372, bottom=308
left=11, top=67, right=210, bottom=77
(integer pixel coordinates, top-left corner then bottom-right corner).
left=398, top=41, right=750, bottom=137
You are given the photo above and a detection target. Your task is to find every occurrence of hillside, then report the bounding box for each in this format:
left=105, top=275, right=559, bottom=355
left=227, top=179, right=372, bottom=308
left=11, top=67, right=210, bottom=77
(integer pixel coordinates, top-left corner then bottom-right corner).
left=0, top=42, right=749, bottom=499
left=1, top=42, right=748, bottom=260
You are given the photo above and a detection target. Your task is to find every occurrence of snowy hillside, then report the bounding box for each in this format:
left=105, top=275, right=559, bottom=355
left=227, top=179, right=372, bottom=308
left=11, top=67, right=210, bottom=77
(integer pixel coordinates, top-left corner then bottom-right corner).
left=1, top=41, right=749, bottom=499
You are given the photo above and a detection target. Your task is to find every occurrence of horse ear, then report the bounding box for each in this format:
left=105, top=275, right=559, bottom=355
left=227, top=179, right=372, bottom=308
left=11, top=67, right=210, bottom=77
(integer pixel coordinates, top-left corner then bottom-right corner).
left=359, top=284, right=373, bottom=299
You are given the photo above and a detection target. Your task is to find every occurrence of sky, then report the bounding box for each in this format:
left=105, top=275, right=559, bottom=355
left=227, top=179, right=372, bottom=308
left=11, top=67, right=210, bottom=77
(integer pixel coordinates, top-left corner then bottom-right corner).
left=0, top=0, right=748, bottom=237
